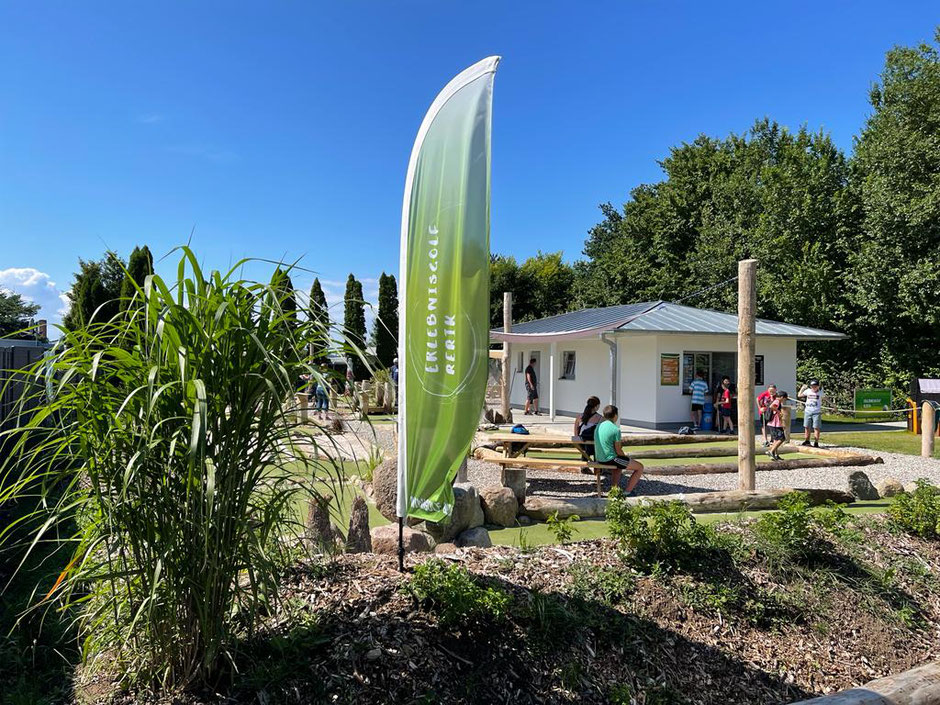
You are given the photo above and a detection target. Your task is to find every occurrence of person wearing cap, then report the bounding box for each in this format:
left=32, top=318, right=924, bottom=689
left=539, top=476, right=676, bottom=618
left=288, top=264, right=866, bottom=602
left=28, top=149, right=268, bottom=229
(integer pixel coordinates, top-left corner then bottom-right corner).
left=798, top=379, right=825, bottom=447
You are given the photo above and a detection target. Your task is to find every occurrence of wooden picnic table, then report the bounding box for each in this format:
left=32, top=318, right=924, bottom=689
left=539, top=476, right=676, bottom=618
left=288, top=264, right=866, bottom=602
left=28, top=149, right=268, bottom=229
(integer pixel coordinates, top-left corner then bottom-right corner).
left=488, top=432, right=594, bottom=461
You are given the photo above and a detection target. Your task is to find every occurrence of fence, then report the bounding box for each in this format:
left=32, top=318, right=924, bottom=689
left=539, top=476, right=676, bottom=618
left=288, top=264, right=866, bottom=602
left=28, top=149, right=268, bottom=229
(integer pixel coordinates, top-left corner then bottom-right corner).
left=0, top=341, right=50, bottom=437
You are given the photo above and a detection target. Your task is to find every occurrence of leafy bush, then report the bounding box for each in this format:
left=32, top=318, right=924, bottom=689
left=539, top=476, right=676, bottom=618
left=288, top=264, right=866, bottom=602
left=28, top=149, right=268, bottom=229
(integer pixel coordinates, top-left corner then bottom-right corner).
left=890, top=479, right=940, bottom=538
left=568, top=563, right=635, bottom=605
left=404, top=560, right=511, bottom=627
left=754, top=491, right=816, bottom=556
left=0, top=249, right=349, bottom=691
left=606, top=491, right=718, bottom=573
left=546, top=511, right=580, bottom=544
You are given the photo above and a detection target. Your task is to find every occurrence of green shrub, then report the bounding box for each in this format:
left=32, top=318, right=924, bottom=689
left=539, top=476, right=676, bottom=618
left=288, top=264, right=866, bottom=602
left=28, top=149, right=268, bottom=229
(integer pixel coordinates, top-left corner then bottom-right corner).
left=754, top=491, right=815, bottom=556
left=404, top=560, right=511, bottom=627
left=606, top=491, right=717, bottom=573
left=547, top=511, right=580, bottom=544
left=525, top=590, right=576, bottom=640
left=568, top=563, right=635, bottom=605
left=889, top=479, right=940, bottom=538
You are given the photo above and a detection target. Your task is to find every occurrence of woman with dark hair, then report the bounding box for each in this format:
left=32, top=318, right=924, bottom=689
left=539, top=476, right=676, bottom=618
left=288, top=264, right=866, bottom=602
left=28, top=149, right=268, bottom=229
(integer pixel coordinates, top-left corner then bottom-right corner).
left=573, top=395, right=602, bottom=442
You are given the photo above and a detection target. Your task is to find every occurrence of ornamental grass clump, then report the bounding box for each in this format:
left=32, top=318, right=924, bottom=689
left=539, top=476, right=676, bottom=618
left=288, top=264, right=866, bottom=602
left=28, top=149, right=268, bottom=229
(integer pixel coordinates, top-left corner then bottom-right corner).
left=0, top=249, right=348, bottom=692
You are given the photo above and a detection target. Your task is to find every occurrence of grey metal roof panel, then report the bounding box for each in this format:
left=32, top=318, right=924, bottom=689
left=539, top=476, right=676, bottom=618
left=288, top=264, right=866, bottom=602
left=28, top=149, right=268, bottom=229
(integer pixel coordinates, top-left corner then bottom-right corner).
left=492, top=301, right=657, bottom=335
left=491, top=301, right=845, bottom=340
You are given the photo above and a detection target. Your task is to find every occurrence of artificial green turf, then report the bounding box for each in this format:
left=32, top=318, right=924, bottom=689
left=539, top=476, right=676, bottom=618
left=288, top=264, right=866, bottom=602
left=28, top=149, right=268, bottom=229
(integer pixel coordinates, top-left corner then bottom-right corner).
left=488, top=498, right=896, bottom=548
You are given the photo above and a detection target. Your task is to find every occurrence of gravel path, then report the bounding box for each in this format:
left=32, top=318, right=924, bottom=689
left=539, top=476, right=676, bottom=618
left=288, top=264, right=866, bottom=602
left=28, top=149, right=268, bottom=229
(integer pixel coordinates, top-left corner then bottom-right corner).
left=310, top=416, right=940, bottom=499
left=466, top=443, right=940, bottom=498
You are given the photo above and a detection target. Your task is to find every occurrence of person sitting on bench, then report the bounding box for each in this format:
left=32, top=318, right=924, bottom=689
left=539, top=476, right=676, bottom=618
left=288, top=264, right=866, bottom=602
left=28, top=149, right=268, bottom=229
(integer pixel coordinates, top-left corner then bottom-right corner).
left=594, top=405, right=644, bottom=495
left=573, top=395, right=602, bottom=444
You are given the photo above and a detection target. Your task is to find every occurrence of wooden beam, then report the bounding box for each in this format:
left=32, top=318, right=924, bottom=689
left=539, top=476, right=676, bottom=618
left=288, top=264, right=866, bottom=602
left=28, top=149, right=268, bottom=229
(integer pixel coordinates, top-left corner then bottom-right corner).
left=791, top=660, right=940, bottom=704
left=500, top=292, right=512, bottom=421
left=521, top=487, right=856, bottom=520
left=737, top=258, right=758, bottom=490
left=644, top=454, right=882, bottom=476
left=923, top=402, right=936, bottom=458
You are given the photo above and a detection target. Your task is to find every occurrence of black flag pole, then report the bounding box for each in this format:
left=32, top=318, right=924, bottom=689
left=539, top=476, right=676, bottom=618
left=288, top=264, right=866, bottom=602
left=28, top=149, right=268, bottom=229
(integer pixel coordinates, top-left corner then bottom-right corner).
left=397, top=517, right=405, bottom=572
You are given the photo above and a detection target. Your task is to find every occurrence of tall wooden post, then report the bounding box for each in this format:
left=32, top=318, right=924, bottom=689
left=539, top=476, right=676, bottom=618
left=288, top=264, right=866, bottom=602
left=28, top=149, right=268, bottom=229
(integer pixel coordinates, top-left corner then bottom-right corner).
left=500, top=292, right=512, bottom=423
left=737, top=259, right=758, bottom=490
left=923, top=402, right=936, bottom=458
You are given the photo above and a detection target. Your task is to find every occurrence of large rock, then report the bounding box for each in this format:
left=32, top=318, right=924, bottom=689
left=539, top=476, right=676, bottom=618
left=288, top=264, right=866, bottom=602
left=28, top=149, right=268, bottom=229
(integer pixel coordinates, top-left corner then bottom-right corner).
left=346, top=496, right=371, bottom=553
left=370, top=525, right=433, bottom=554
left=848, top=470, right=880, bottom=500
left=500, top=467, right=527, bottom=504
left=306, top=495, right=335, bottom=552
left=372, top=459, right=399, bottom=522
left=456, top=527, right=492, bottom=548
left=434, top=542, right=458, bottom=554
left=479, top=486, right=518, bottom=527
left=876, top=476, right=904, bottom=498
left=484, top=408, right=511, bottom=425
left=422, top=482, right=484, bottom=543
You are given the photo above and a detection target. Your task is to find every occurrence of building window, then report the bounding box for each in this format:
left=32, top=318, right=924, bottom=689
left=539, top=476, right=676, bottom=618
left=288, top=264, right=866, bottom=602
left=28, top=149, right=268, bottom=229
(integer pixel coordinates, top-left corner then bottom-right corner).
left=682, top=352, right=712, bottom=395
left=755, top=355, right=764, bottom=386
left=560, top=351, right=576, bottom=380
left=516, top=351, right=524, bottom=372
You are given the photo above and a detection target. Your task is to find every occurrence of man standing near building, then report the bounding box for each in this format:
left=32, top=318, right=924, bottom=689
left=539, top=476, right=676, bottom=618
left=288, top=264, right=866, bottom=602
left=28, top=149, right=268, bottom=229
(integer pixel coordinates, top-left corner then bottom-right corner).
left=757, top=383, right=778, bottom=447
left=524, top=357, right=539, bottom=415
left=798, top=379, right=825, bottom=447
left=689, top=370, right=709, bottom=430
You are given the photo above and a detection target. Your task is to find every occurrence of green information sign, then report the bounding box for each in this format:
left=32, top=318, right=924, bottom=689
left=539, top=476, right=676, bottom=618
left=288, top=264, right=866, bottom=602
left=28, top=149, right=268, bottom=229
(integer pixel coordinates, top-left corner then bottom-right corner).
left=855, top=388, right=892, bottom=412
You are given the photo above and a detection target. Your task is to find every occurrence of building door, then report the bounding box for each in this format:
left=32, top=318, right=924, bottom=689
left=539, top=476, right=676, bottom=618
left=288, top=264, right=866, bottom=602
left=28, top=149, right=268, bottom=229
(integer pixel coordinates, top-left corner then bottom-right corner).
left=528, top=351, right=541, bottom=395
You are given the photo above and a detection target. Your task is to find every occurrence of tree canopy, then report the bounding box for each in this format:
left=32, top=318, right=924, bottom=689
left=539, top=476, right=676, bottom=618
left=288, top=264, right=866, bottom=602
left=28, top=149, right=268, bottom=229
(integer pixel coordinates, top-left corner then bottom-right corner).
left=119, top=245, right=154, bottom=310
left=0, top=289, right=41, bottom=339
left=62, top=251, right=127, bottom=330
left=343, top=274, right=368, bottom=380
left=373, top=272, right=398, bottom=368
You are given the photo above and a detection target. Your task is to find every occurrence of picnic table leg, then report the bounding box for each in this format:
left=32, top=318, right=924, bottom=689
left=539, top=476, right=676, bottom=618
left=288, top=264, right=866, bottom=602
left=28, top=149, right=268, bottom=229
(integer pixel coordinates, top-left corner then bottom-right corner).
left=501, top=466, right=527, bottom=504
left=595, top=470, right=601, bottom=497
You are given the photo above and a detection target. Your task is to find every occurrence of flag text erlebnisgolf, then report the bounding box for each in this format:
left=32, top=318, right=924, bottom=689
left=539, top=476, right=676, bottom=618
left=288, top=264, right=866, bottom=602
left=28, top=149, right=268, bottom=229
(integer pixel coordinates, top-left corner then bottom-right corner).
left=424, top=228, right=457, bottom=377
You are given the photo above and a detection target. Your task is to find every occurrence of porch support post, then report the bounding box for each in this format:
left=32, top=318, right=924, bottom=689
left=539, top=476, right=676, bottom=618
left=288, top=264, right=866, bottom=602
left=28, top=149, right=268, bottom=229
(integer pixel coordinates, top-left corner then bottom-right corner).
left=549, top=342, right=557, bottom=421
left=601, top=334, right=617, bottom=407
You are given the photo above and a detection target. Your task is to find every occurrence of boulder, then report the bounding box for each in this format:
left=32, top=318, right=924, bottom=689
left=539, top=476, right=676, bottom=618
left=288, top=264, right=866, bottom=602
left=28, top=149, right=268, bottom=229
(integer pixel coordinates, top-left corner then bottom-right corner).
left=371, top=459, right=399, bottom=522
left=848, top=470, right=880, bottom=500
left=370, top=525, right=433, bottom=555
left=422, top=482, right=484, bottom=543
left=484, top=408, right=509, bottom=425
left=434, top=542, right=458, bottom=554
left=500, top=467, right=527, bottom=504
left=305, top=495, right=335, bottom=552
left=345, top=496, right=371, bottom=553
left=876, top=476, right=905, bottom=498
left=479, top=486, right=519, bottom=527
left=456, top=527, right=492, bottom=549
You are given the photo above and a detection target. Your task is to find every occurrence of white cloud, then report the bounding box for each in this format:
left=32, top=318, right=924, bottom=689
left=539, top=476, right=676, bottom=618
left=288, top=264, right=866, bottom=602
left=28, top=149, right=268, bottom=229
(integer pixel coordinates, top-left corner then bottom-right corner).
left=0, top=267, right=70, bottom=330
left=137, top=113, right=164, bottom=124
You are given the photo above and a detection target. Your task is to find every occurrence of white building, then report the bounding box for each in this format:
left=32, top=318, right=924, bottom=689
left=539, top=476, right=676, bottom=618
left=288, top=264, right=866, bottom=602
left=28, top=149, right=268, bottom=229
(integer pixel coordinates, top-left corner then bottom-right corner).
left=490, top=301, right=845, bottom=429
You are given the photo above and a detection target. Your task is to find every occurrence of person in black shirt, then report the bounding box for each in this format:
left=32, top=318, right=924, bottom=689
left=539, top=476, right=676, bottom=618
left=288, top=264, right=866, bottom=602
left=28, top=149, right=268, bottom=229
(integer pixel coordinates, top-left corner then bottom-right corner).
left=524, top=358, right=539, bottom=415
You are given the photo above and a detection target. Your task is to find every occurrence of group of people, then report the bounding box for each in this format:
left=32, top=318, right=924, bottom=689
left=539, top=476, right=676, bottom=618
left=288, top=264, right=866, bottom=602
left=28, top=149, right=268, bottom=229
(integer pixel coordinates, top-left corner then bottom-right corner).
left=572, top=396, right=644, bottom=495
left=689, top=371, right=737, bottom=434
left=752, top=380, right=827, bottom=461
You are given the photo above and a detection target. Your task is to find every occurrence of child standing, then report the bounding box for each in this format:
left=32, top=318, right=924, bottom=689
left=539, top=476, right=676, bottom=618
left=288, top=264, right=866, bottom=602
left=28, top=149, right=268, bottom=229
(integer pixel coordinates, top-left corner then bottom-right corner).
left=715, top=376, right=735, bottom=435
left=765, top=391, right=788, bottom=461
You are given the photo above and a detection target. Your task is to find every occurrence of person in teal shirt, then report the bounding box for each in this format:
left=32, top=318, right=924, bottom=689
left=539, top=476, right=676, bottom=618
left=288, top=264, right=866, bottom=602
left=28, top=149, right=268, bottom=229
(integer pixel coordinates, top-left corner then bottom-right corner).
left=594, top=405, right=644, bottom=495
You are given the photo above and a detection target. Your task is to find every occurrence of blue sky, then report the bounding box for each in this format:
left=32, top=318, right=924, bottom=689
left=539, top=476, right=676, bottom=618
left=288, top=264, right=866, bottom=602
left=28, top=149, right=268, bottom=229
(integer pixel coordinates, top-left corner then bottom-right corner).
left=1, top=1, right=937, bottom=328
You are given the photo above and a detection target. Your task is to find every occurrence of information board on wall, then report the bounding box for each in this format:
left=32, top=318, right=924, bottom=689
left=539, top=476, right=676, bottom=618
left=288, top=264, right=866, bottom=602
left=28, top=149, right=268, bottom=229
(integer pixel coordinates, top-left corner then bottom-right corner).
left=660, top=353, right=680, bottom=386
left=855, top=388, right=892, bottom=412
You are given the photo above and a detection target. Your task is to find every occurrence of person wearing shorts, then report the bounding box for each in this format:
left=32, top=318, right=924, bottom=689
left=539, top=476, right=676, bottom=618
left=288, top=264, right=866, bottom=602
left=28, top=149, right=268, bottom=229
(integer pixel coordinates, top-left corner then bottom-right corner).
left=757, top=384, right=777, bottom=447
left=765, top=391, right=788, bottom=461
left=689, top=370, right=709, bottom=429
left=524, top=358, right=539, bottom=415
left=715, top=376, right=735, bottom=434
left=314, top=374, right=330, bottom=420
left=594, top=405, right=644, bottom=495
left=798, top=379, right=824, bottom=447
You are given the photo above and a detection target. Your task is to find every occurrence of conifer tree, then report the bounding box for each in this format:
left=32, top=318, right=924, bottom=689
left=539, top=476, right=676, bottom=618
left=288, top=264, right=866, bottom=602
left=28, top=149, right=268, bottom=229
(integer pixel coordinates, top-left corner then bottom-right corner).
left=343, top=274, right=367, bottom=380
left=372, top=272, right=398, bottom=368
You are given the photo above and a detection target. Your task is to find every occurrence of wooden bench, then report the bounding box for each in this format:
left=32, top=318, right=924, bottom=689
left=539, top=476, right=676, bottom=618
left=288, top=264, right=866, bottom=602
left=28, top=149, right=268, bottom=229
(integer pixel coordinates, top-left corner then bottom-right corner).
left=486, top=452, right=613, bottom=497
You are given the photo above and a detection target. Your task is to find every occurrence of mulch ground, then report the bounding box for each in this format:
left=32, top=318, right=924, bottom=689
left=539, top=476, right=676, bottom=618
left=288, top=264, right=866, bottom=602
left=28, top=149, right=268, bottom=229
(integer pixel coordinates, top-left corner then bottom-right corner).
left=186, top=515, right=940, bottom=705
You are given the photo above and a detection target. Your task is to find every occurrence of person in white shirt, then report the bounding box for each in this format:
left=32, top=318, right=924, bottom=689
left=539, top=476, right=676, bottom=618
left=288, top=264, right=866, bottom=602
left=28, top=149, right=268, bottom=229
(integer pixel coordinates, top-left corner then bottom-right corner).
left=798, top=379, right=825, bottom=447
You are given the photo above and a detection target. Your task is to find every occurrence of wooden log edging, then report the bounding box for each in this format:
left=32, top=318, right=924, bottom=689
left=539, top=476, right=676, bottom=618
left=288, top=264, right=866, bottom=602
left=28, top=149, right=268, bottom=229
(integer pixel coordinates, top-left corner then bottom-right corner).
left=521, top=487, right=855, bottom=520
left=791, top=660, right=940, bottom=704
left=645, top=454, right=882, bottom=476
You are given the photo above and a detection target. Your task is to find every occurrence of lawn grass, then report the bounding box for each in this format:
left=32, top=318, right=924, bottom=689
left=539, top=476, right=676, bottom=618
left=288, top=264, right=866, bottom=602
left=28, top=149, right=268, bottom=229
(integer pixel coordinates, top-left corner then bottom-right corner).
left=826, top=430, right=940, bottom=459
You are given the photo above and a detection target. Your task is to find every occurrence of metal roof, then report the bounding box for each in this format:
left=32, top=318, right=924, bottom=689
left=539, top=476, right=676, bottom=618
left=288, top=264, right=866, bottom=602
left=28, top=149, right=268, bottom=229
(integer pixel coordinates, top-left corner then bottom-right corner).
left=491, top=301, right=845, bottom=342
left=920, top=379, right=940, bottom=394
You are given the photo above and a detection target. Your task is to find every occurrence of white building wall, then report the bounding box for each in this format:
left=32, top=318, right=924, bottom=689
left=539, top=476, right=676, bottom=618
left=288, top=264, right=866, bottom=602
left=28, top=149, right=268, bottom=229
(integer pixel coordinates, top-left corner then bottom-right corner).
left=506, top=334, right=797, bottom=428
